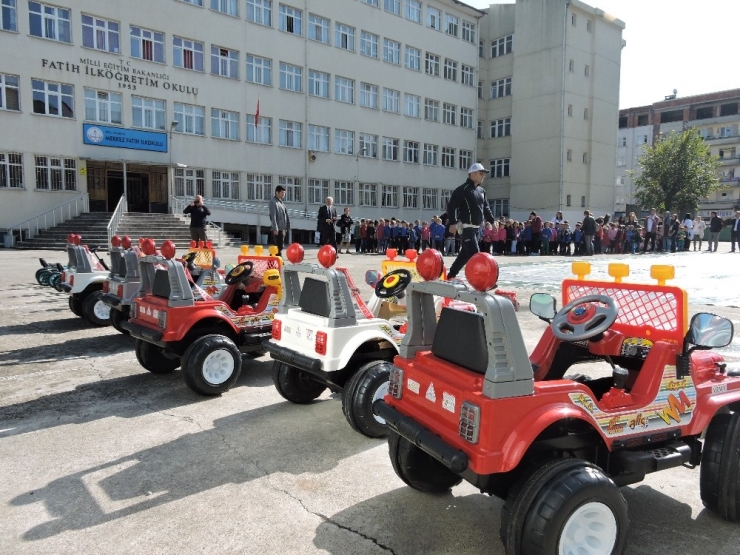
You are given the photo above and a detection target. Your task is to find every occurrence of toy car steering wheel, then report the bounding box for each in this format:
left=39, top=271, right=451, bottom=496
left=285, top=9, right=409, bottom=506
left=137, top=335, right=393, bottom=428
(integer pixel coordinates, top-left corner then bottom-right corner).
left=225, top=261, right=254, bottom=285
left=375, top=269, right=412, bottom=299
left=551, top=294, right=618, bottom=342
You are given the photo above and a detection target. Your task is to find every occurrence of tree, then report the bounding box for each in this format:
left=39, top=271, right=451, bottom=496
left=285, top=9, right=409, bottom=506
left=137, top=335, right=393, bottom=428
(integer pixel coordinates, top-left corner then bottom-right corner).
left=629, top=128, right=721, bottom=214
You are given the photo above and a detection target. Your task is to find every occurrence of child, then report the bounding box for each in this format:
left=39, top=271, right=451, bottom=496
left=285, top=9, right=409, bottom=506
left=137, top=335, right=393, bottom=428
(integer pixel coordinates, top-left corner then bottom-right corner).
left=430, top=217, right=445, bottom=251
left=676, top=226, right=687, bottom=251
left=420, top=221, right=431, bottom=251
left=541, top=222, right=552, bottom=255
left=560, top=222, right=572, bottom=255
left=573, top=223, right=583, bottom=255
left=481, top=222, right=495, bottom=253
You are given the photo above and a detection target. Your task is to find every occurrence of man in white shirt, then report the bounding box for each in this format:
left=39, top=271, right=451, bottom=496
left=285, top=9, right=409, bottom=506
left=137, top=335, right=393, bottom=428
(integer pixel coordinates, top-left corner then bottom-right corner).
left=642, top=208, right=660, bottom=253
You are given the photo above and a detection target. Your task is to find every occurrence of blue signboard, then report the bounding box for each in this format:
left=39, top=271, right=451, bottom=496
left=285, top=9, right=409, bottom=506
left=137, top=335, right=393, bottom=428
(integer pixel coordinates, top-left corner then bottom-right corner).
left=83, top=124, right=168, bottom=153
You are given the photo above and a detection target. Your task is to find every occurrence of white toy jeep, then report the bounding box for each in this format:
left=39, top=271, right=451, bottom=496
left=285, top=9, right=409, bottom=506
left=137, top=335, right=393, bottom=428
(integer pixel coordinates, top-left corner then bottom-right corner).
left=59, top=234, right=112, bottom=326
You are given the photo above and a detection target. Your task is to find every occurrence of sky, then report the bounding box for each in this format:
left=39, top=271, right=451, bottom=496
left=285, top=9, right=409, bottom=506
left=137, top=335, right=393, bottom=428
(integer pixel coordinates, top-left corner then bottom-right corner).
left=466, top=0, right=738, bottom=109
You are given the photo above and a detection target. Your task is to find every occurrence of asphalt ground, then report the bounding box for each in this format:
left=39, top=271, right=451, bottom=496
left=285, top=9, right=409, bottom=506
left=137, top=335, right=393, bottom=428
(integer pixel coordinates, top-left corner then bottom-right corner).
left=1, top=245, right=739, bottom=555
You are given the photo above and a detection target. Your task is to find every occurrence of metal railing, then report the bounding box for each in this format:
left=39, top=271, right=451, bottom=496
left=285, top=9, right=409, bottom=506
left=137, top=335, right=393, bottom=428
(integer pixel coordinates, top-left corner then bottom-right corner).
left=107, top=194, right=128, bottom=248
left=170, top=196, right=225, bottom=247
left=5, top=193, right=89, bottom=248
left=172, top=195, right=318, bottom=221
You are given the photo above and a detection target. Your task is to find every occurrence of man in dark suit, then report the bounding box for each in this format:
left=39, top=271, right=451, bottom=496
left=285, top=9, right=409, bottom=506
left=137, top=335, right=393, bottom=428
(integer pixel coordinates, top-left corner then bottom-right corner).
left=317, top=196, right=338, bottom=249
left=730, top=210, right=740, bottom=253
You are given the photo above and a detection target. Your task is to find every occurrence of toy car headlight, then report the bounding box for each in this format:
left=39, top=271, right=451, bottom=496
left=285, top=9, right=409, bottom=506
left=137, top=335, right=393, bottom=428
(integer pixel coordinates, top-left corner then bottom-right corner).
left=459, top=401, right=481, bottom=444
left=388, top=367, right=403, bottom=399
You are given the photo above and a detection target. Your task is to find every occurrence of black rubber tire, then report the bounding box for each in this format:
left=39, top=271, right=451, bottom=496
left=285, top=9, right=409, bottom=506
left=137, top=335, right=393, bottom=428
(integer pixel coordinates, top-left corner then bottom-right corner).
left=341, top=360, right=393, bottom=438
left=109, top=308, right=130, bottom=335
left=38, top=269, right=52, bottom=286
left=135, top=339, right=180, bottom=374
left=388, top=430, right=463, bottom=493
left=245, top=348, right=267, bottom=358
left=501, top=459, right=627, bottom=555
left=700, top=412, right=740, bottom=520
left=181, top=334, right=242, bottom=396
left=49, top=272, right=63, bottom=291
left=35, top=267, right=47, bottom=285
left=82, top=291, right=112, bottom=326
left=272, top=361, right=327, bottom=404
left=68, top=296, right=83, bottom=317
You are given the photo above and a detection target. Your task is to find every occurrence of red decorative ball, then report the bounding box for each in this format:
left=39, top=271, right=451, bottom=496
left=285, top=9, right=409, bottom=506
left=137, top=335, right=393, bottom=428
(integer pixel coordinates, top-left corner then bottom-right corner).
left=161, top=240, right=176, bottom=260
left=67, top=233, right=76, bottom=244
left=73, top=234, right=82, bottom=245
left=111, top=235, right=121, bottom=248
left=417, top=249, right=444, bottom=281
left=405, top=249, right=418, bottom=262
left=141, top=238, right=157, bottom=256
left=121, top=236, right=132, bottom=249
left=317, top=245, right=337, bottom=268
left=286, top=242, right=305, bottom=264
left=465, top=253, right=499, bottom=292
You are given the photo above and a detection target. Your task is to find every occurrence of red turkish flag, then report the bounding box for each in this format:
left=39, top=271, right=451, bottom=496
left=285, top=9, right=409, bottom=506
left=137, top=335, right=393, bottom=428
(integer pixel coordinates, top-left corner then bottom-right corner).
left=254, top=98, right=260, bottom=127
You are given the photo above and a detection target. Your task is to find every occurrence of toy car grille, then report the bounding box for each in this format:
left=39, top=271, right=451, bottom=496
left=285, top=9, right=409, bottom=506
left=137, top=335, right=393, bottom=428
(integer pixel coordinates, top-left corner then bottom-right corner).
left=250, top=259, right=281, bottom=282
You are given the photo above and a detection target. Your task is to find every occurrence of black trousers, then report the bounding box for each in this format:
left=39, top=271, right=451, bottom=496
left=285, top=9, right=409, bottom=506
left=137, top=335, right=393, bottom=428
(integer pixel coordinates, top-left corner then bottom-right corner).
left=271, top=230, right=285, bottom=256
left=448, top=228, right=479, bottom=278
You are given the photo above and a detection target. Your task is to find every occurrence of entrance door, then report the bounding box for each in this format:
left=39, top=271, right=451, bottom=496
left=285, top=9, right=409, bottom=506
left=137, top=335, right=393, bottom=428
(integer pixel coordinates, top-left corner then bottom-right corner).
left=107, top=171, right=124, bottom=212
left=126, top=174, right=150, bottom=213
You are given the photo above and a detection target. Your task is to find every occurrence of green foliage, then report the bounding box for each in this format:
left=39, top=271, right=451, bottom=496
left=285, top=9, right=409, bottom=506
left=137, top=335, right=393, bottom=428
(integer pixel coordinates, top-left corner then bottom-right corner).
left=629, top=128, right=721, bottom=213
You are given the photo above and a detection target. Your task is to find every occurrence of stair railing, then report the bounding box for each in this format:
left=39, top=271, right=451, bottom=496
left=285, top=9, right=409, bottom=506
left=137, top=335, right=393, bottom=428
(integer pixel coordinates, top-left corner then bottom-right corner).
left=170, top=196, right=224, bottom=247
left=106, top=194, right=128, bottom=248
left=5, top=193, right=89, bottom=248
left=172, top=195, right=316, bottom=221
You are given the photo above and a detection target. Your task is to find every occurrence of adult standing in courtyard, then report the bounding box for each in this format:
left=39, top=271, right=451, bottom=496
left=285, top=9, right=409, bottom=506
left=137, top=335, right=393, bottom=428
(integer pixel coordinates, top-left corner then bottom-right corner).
left=581, top=210, right=596, bottom=256
left=317, top=196, right=338, bottom=250
left=681, top=213, right=694, bottom=252
left=445, top=163, right=495, bottom=279
left=729, top=210, right=740, bottom=252
left=268, top=185, right=289, bottom=256
left=183, top=194, right=210, bottom=243
left=692, top=215, right=706, bottom=251
left=642, top=208, right=660, bottom=252
left=708, top=211, right=723, bottom=252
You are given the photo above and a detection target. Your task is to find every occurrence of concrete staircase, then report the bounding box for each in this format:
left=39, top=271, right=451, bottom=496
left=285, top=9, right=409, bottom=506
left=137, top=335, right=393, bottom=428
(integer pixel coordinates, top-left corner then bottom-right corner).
left=14, top=212, right=112, bottom=250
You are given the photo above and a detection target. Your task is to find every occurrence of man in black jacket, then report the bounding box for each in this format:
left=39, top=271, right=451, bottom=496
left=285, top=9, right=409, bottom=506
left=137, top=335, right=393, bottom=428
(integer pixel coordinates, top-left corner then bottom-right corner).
left=445, top=163, right=495, bottom=279
left=708, top=211, right=723, bottom=252
left=729, top=210, right=740, bottom=252
left=183, top=195, right=211, bottom=243
left=317, top=196, right=338, bottom=249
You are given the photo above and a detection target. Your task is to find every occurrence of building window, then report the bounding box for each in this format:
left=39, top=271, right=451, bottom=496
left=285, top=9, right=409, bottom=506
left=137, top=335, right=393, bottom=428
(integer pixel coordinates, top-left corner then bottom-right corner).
left=586, top=20, right=591, bottom=32
left=329, top=181, right=351, bottom=207
left=359, top=133, right=377, bottom=157
left=566, top=194, right=571, bottom=206
left=132, top=95, right=165, bottom=129
left=443, top=58, right=457, bottom=81
left=581, top=195, right=586, bottom=208
left=460, top=107, right=473, bottom=129
left=359, top=182, right=377, bottom=206
left=181, top=0, right=203, bottom=6
left=426, top=6, right=440, bottom=30
left=405, top=0, right=420, bottom=23
left=335, top=22, right=354, bottom=51
left=567, top=104, right=573, bottom=116
left=424, top=98, right=439, bottom=122
left=308, top=178, right=328, bottom=204
left=131, top=26, right=165, bottom=63
left=35, top=155, right=75, bottom=191
left=404, top=93, right=419, bottom=117
left=1, top=0, right=17, bottom=32
left=175, top=168, right=205, bottom=197
left=173, top=36, right=204, bottom=71
left=403, top=186, right=418, bottom=208
left=423, top=143, right=438, bottom=166
left=442, top=102, right=456, bottom=125
left=211, top=108, right=239, bottom=140
left=247, top=0, right=271, bottom=26
left=490, top=198, right=509, bottom=217
left=477, top=120, right=482, bottom=139
left=32, top=79, right=73, bottom=118
left=422, top=187, right=437, bottom=209
left=0, top=152, right=23, bottom=188
left=279, top=62, right=302, bottom=92
left=619, top=137, right=626, bottom=147
left=462, top=20, right=475, bottom=43
left=308, top=13, right=329, bottom=44
left=425, top=53, right=440, bottom=76
left=490, top=117, right=511, bottom=138
left=384, top=0, right=400, bottom=15
left=246, top=173, right=271, bottom=201
left=308, top=124, right=330, bottom=152
left=478, top=80, right=482, bottom=99
left=246, top=115, right=271, bottom=144
left=616, top=157, right=625, bottom=167
left=382, top=184, right=398, bottom=208
left=584, top=65, right=590, bottom=77
left=211, top=0, right=238, bottom=16
left=491, top=158, right=510, bottom=177
left=383, top=88, right=400, bottom=113
left=405, top=45, right=420, bottom=70
left=569, top=59, right=574, bottom=72
left=461, top=64, right=473, bottom=86
left=403, top=140, right=419, bottom=164
left=382, top=137, right=399, bottom=161
left=334, top=129, right=354, bottom=155
left=29, top=2, right=70, bottom=42
left=279, top=119, right=302, bottom=148
left=308, top=69, right=330, bottom=98
left=84, top=89, right=121, bottom=124
left=358, top=32, right=379, bottom=59
left=174, top=103, right=205, bottom=135
left=584, top=108, right=589, bottom=120
left=383, top=38, right=401, bottom=65
left=441, top=147, right=455, bottom=168
left=335, top=76, right=354, bottom=104
left=246, top=54, right=272, bottom=86
left=444, top=13, right=458, bottom=37
left=491, top=77, right=512, bottom=98
left=571, top=12, right=576, bottom=26
left=279, top=4, right=301, bottom=35
left=479, top=39, right=484, bottom=58
left=582, top=152, right=588, bottom=164
left=566, top=149, right=572, bottom=162
left=491, top=35, right=513, bottom=57
left=81, top=14, right=119, bottom=53
left=362, top=0, right=378, bottom=6
left=0, top=73, right=20, bottom=111
left=360, top=83, right=378, bottom=109
left=211, top=45, right=238, bottom=78
left=279, top=175, right=301, bottom=203
left=458, top=149, right=472, bottom=170
left=212, top=170, right=240, bottom=199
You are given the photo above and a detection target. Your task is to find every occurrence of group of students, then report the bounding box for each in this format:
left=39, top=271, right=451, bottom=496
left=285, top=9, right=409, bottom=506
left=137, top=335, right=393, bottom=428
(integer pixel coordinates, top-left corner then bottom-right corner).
left=336, top=211, right=449, bottom=254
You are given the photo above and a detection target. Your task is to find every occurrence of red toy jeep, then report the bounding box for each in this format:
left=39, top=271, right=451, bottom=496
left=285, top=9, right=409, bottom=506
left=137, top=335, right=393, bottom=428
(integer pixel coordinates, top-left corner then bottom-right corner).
left=122, top=239, right=282, bottom=395
left=374, top=257, right=737, bottom=555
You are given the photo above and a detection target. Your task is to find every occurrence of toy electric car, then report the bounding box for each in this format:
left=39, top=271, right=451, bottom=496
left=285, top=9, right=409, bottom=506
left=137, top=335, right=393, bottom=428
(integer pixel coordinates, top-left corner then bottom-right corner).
left=374, top=257, right=737, bottom=555
left=58, top=233, right=112, bottom=326
left=35, top=257, right=65, bottom=289
left=121, top=239, right=282, bottom=395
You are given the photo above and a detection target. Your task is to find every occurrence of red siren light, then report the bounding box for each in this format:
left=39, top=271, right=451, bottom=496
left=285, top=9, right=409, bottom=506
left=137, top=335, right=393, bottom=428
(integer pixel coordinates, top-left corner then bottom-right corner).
left=405, top=249, right=418, bottom=262
left=67, top=233, right=75, bottom=244
left=121, top=236, right=132, bottom=249
left=286, top=243, right=305, bottom=264
left=111, top=235, right=122, bottom=248
left=73, top=234, right=82, bottom=245
left=161, top=240, right=176, bottom=260
left=465, top=253, right=499, bottom=292
left=317, top=245, right=337, bottom=268
left=141, top=238, right=157, bottom=256
left=417, top=249, right=444, bottom=281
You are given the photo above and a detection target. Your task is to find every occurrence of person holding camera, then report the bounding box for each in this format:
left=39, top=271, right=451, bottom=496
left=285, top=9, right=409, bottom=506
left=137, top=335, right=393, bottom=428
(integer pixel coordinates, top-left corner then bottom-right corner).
left=183, top=194, right=211, bottom=242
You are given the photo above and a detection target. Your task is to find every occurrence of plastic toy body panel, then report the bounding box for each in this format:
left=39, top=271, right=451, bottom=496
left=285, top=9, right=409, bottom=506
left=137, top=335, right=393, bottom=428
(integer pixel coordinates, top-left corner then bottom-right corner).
left=60, top=244, right=109, bottom=295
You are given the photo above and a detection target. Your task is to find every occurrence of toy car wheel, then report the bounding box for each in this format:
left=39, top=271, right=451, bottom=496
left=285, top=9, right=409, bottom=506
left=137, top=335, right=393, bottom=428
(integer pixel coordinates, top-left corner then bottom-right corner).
left=388, top=430, right=462, bottom=493
left=341, top=360, right=393, bottom=438
left=700, top=412, right=740, bottom=520
left=82, top=291, right=112, bottom=326
left=182, top=334, right=242, bottom=396
left=109, top=308, right=130, bottom=335
left=68, top=296, right=83, bottom=317
left=35, top=267, right=47, bottom=285
left=272, top=362, right=327, bottom=404
left=501, top=459, right=628, bottom=555
left=49, top=272, right=63, bottom=291
left=38, top=269, right=52, bottom=286
left=135, top=339, right=180, bottom=374
left=245, top=348, right=267, bottom=358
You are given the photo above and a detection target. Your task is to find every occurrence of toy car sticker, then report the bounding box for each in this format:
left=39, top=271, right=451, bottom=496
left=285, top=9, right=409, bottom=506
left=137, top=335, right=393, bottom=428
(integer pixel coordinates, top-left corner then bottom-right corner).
left=426, top=383, right=437, bottom=403
left=295, top=326, right=301, bottom=338
left=407, top=379, right=420, bottom=394
left=442, top=392, right=456, bottom=413
left=712, top=383, right=728, bottom=394
left=621, top=337, right=653, bottom=359
left=379, top=324, right=393, bottom=336
left=306, top=329, right=314, bottom=341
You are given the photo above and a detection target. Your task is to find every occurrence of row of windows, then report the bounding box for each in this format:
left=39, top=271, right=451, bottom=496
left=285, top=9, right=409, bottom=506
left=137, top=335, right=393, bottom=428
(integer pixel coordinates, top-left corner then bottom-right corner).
left=0, top=152, right=77, bottom=191
left=478, top=34, right=513, bottom=59
left=477, top=77, right=513, bottom=100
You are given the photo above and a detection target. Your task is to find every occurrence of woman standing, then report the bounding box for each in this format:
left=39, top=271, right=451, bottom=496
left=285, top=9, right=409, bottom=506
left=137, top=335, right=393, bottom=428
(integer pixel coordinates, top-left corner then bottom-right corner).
left=681, top=213, right=693, bottom=251
left=692, top=216, right=706, bottom=251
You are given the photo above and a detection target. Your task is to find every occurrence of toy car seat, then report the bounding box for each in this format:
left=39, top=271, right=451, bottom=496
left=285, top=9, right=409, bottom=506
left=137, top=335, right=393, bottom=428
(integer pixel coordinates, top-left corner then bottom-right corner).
left=431, top=307, right=488, bottom=374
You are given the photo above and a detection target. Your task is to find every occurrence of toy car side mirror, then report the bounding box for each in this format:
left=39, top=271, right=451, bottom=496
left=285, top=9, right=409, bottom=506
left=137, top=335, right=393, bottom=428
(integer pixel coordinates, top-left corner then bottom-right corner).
left=685, top=313, right=733, bottom=350
left=530, top=293, right=557, bottom=322
left=365, top=270, right=382, bottom=288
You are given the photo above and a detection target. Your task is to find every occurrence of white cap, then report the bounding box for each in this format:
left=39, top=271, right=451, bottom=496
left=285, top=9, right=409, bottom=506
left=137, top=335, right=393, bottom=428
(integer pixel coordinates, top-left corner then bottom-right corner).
left=468, top=162, right=489, bottom=174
